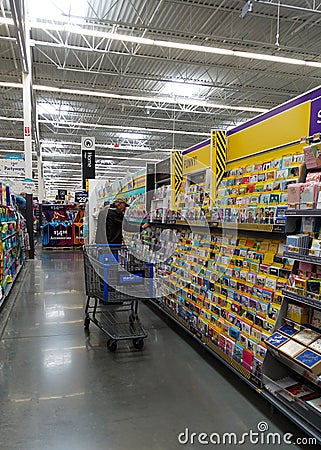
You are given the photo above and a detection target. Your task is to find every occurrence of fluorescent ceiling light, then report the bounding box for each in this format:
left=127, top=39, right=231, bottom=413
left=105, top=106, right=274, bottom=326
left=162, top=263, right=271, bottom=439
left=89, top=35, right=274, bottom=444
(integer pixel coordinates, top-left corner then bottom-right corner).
left=41, top=151, right=162, bottom=162
left=43, top=119, right=209, bottom=136
left=118, top=133, right=146, bottom=140
left=34, top=84, right=267, bottom=114
left=0, top=116, right=23, bottom=122
left=43, top=161, right=80, bottom=166
left=0, top=81, right=267, bottom=113
left=25, top=20, right=321, bottom=70
left=0, top=136, right=24, bottom=142
left=162, top=81, right=200, bottom=98
left=2, top=17, right=321, bottom=70
left=28, top=0, right=87, bottom=23
left=38, top=103, right=70, bottom=116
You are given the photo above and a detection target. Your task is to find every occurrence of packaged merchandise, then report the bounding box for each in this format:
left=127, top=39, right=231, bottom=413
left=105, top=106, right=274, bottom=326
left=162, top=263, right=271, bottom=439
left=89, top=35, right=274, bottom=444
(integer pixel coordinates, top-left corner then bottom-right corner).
left=286, top=303, right=311, bottom=324
left=278, top=340, right=305, bottom=358
left=293, top=329, right=320, bottom=346
left=300, top=183, right=319, bottom=209
left=304, top=143, right=321, bottom=169
left=311, top=311, right=321, bottom=329
left=310, top=338, right=321, bottom=354
left=265, top=332, right=289, bottom=349
left=295, top=348, right=321, bottom=374
left=288, top=183, right=302, bottom=209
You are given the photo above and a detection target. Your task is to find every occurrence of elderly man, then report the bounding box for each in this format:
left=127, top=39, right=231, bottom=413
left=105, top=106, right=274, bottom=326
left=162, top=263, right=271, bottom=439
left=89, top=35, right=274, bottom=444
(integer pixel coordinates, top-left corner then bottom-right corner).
left=95, top=196, right=149, bottom=245
left=95, top=197, right=129, bottom=245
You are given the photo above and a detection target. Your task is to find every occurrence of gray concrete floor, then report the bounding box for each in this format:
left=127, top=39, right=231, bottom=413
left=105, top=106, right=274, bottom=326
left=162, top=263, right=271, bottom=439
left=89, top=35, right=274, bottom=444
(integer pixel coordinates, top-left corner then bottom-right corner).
left=0, top=250, right=317, bottom=449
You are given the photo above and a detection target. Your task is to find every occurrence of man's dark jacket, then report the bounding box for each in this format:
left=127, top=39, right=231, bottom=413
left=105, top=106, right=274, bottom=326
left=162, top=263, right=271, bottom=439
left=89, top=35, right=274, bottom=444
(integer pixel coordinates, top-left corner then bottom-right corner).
left=95, top=204, right=140, bottom=245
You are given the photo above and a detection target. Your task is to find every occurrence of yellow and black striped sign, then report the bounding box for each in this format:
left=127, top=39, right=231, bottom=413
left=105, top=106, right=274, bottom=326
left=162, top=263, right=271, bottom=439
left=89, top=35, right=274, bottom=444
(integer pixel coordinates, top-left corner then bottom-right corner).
left=215, top=130, right=226, bottom=189
left=171, top=150, right=183, bottom=208
left=211, top=130, right=226, bottom=201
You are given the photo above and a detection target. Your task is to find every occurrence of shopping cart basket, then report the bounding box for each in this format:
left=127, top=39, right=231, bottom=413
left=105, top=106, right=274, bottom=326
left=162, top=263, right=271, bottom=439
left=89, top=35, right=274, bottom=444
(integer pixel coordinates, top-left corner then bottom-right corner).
left=83, top=244, right=153, bottom=352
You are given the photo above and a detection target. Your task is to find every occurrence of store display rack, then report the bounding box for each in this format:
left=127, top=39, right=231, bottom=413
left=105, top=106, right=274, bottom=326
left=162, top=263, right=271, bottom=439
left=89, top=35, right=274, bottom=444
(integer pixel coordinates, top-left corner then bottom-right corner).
left=89, top=119, right=321, bottom=441
left=261, top=155, right=321, bottom=444
left=150, top=219, right=285, bottom=234
left=0, top=201, right=27, bottom=309
left=0, top=264, right=23, bottom=309
left=149, top=297, right=261, bottom=390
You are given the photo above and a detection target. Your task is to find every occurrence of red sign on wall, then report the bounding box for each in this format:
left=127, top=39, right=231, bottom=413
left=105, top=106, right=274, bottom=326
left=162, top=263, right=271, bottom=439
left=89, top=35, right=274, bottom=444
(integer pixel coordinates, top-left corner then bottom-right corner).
left=24, top=126, right=30, bottom=137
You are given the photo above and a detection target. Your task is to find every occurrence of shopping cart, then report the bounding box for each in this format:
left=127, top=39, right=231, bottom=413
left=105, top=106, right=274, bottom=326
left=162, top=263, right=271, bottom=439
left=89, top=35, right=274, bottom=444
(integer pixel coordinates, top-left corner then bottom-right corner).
left=83, top=244, right=153, bottom=352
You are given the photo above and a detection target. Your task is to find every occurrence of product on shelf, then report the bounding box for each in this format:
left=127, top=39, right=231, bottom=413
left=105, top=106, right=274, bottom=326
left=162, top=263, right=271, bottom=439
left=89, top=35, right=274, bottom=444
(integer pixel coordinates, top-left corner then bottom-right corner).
left=310, top=338, right=321, bottom=353
left=265, top=332, right=289, bottom=349
left=293, top=328, right=320, bottom=346
left=72, top=206, right=85, bottom=245
left=150, top=185, right=171, bottom=223
left=152, top=228, right=292, bottom=385
left=303, top=143, right=321, bottom=170
left=278, top=340, right=306, bottom=358
left=286, top=303, right=311, bottom=324
left=212, top=153, right=304, bottom=227
left=0, top=202, right=26, bottom=304
left=294, top=349, right=321, bottom=374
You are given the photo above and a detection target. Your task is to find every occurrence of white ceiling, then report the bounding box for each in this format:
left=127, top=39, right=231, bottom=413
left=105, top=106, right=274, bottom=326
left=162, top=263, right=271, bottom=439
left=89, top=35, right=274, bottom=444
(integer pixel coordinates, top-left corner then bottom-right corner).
left=0, top=0, right=321, bottom=195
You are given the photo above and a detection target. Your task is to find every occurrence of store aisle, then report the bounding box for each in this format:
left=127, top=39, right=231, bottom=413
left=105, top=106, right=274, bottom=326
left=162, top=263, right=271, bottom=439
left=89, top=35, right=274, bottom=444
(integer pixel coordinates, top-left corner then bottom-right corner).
left=0, top=251, right=315, bottom=450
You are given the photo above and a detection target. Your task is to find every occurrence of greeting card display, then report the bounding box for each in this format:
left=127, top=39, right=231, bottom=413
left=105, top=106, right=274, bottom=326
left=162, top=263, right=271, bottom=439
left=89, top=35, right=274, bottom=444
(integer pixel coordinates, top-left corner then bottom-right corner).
left=295, top=349, right=321, bottom=374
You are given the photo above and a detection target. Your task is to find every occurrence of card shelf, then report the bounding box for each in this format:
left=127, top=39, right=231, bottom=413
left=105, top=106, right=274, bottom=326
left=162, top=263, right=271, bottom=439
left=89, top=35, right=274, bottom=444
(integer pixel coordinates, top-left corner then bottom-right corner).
left=282, top=289, right=321, bottom=311
left=265, top=344, right=321, bottom=389
left=285, top=209, right=321, bottom=217
left=283, top=251, right=321, bottom=265
left=262, top=374, right=321, bottom=443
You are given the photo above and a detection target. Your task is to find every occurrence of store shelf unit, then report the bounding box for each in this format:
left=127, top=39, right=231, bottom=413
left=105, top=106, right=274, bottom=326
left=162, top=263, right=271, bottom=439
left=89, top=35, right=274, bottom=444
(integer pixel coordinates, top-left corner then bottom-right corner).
left=149, top=297, right=261, bottom=390
left=0, top=264, right=23, bottom=309
left=261, top=165, right=321, bottom=444
left=150, top=220, right=285, bottom=234
left=0, top=205, right=26, bottom=308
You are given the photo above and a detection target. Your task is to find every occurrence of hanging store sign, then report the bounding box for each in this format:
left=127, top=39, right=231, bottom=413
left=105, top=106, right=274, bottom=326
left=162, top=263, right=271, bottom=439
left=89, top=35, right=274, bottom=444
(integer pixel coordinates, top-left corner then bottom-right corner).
left=0, top=154, right=25, bottom=177
left=58, top=189, right=67, bottom=200
left=21, top=178, right=37, bottom=195
left=81, top=136, right=95, bottom=188
left=11, top=178, right=37, bottom=195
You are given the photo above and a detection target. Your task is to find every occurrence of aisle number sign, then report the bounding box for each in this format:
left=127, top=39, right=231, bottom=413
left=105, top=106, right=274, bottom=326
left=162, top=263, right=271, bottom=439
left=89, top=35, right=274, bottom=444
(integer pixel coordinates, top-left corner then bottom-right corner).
left=182, top=141, right=211, bottom=175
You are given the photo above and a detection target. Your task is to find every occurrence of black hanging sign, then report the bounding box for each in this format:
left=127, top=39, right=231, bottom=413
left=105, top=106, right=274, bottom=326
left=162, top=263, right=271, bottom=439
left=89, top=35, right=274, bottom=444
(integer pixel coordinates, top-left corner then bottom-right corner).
left=81, top=137, right=95, bottom=188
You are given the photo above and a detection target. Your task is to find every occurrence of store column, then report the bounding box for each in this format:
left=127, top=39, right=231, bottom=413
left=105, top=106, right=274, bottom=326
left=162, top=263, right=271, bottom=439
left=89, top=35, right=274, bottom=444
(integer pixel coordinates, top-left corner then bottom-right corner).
left=22, top=4, right=34, bottom=259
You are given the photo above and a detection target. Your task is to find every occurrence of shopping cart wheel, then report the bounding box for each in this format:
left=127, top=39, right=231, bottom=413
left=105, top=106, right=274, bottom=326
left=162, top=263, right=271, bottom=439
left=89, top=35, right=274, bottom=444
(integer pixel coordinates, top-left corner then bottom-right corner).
left=132, top=338, right=144, bottom=350
left=84, top=316, right=90, bottom=329
left=107, top=339, right=117, bottom=352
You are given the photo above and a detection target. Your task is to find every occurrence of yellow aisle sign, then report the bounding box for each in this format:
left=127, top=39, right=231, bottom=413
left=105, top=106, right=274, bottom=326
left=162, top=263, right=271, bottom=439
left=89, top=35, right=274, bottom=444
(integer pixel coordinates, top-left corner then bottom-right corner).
left=211, top=130, right=227, bottom=203
left=182, top=141, right=211, bottom=175
left=227, top=101, right=310, bottom=162
left=171, top=150, right=183, bottom=209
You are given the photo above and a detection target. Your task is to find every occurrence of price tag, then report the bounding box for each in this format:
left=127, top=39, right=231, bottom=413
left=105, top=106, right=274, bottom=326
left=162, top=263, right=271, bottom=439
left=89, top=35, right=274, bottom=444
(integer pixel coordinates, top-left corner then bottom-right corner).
left=75, top=191, right=88, bottom=203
